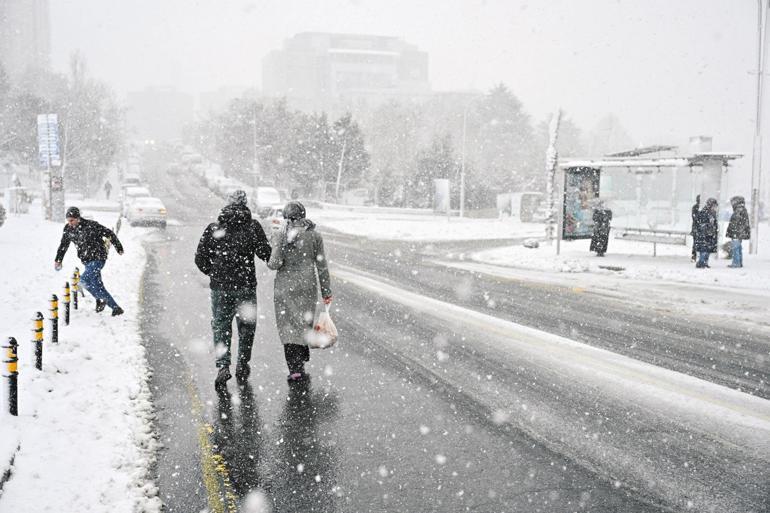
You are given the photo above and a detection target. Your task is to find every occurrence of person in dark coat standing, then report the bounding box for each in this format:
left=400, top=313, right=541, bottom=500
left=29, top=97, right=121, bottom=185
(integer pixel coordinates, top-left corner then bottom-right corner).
left=267, top=201, right=332, bottom=382
left=195, top=190, right=271, bottom=388
left=690, top=195, right=700, bottom=261
left=103, top=180, right=113, bottom=200
left=54, top=206, right=125, bottom=315
left=725, top=195, right=750, bottom=268
left=589, top=201, right=612, bottom=257
left=694, top=197, right=719, bottom=269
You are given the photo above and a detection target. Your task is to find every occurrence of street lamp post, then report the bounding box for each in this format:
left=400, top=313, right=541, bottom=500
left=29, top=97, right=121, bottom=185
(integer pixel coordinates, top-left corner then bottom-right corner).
left=749, top=0, right=768, bottom=254
left=460, top=108, right=467, bottom=218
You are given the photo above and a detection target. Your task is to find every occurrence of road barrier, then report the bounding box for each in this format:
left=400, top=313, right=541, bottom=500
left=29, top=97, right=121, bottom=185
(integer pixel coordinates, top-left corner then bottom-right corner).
left=33, top=312, right=43, bottom=371
left=49, top=295, right=59, bottom=345
left=63, top=282, right=71, bottom=325
left=4, top=337, right=18, bottom=416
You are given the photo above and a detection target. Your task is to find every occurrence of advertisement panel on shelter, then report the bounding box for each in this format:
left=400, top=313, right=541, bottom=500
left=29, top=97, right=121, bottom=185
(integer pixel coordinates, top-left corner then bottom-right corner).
left=562, top=167, right=600, bottom=240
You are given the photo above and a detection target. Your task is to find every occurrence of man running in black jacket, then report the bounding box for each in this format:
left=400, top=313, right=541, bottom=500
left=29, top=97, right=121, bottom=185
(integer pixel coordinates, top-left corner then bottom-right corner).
left=195, top=190, right=271, bottom=388
left=54, top=206, right=125, bottom=316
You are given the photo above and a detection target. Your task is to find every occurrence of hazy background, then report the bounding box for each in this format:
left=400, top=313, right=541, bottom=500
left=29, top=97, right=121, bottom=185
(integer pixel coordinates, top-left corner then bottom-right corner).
left=49, top=0, right=763, bottom=179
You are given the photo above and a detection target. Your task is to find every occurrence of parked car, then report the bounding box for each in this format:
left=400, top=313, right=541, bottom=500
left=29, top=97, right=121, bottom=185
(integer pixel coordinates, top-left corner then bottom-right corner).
left=121, top=186, right=151, bottom=216
left=250, top=187, right=282, bottom=218
left=262, top=205, right=284, bottom=232
left=126, top=196, right=167, bottom=228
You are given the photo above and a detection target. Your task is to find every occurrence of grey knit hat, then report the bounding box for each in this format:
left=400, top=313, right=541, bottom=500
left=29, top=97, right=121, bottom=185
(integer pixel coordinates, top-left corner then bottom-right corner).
left=282, top=201, right=306, bottom=221
left=228, top=189, right=247, bottom=206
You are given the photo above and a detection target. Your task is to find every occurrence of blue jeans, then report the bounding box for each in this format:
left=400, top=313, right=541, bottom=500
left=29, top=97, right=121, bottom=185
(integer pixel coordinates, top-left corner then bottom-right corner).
left=731, top=239, right=743, bottom=267
left=696, top=251, right=710, bottom=267
left=80, top=260, right=119, bottom=309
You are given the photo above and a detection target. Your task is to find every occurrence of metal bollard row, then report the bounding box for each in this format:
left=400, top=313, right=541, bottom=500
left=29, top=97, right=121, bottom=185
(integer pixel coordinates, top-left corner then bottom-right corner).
left=3, top=270, right=86, bottom=415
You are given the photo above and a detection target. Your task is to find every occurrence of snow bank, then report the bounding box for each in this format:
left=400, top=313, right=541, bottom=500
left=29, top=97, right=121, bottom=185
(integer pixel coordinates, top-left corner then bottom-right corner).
left=311, top=206, right=544, bottom=241
left=0, top=204, right=160, bottom=512
left=470, top=225, right=770, bottom=293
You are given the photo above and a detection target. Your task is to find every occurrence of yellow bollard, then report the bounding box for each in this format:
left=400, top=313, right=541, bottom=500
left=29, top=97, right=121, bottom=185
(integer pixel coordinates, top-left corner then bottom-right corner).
left=33, top=312, right=44, bottom=370
left=72, top=270, right=79, bottom=310
left=3, top=337, right=18, bottom=416
left=49, top=294, right=59, bottom=345
left=63, top=282, right=71, bottom=325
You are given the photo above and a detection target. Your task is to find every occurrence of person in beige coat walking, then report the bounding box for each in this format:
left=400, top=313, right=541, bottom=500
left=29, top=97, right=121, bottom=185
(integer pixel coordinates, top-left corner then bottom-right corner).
left=267, top=201, right=332, bottom=381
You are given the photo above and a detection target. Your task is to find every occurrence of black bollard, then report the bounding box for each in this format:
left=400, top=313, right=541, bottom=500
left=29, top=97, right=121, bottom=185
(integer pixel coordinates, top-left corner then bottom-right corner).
left=33, top=312, right=44, bottom=370
left=3, top=337, right=18, bottom=416
left=50, top=294, right=59, bottom=345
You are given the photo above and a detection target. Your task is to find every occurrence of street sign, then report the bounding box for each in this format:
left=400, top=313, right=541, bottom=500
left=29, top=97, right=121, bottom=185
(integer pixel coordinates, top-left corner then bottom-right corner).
left=36, top=113, right=61, bottom=168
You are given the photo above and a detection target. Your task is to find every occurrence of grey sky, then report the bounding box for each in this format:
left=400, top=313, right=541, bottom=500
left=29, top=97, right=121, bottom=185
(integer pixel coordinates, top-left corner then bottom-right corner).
left=50, top=0, right=764, bottom=182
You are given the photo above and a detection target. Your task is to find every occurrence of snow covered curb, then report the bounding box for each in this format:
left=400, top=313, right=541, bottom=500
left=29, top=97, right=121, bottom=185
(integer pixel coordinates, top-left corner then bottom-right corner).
left=0, top=207, right=161, bottom=512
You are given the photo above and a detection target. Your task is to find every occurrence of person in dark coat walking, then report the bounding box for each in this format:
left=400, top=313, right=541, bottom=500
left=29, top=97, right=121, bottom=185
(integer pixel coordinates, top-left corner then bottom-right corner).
left=54, top=206, right=125, bottom=315
left=103, top=180, right=113, bottom=200
left=694, top=197, right=719, bottom=269
left=195, top=190, right=271, bottom=388
left=690, top=195, right=700, bottom=261
left=725, top=195, right=750, bottom=268
left=267, top=201, right=332, bottom=382
left=589, top=201, right=612, bottom=257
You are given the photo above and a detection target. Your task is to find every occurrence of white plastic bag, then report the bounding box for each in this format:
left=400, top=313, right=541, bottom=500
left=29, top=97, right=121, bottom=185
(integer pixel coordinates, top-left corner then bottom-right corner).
left=308, top=304, right=338, bottom=349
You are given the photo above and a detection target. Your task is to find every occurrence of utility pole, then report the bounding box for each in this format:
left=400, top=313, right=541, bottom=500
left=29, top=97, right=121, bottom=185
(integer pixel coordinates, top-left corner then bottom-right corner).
left=749, top=0, right=768, bottom=254
left=335, top=136, right=347, bottom=202
left=460, top=108, right=467, bottom=218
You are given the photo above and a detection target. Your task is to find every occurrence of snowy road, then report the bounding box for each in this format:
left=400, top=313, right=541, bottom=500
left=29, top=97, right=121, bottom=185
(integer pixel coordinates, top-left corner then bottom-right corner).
left=138, top=161, right=769, bottom=513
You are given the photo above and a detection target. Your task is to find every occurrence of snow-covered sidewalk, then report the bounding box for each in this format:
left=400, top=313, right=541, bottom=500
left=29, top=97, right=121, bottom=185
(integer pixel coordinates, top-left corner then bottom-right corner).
left=0, top=204, right=160, bottom=512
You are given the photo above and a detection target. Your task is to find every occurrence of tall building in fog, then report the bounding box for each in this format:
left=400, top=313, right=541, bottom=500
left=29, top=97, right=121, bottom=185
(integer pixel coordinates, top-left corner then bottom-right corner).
left=126, top=87, right=194, bottom=142
left=0, top=0, right=51, bottom=79
left=263, top=32, right=430, bottom=112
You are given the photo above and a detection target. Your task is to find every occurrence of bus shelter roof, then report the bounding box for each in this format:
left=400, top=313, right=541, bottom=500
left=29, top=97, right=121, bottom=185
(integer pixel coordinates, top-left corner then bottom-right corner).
left=559, top=153, right=743, bottom=170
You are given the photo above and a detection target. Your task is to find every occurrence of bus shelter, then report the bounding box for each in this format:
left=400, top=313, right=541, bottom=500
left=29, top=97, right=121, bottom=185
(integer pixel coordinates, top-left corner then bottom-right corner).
left=556, top=150, right=742, bottom=250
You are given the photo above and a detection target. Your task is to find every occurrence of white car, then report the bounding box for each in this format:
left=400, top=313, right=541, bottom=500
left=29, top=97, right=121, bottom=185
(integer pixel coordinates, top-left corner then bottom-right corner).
left=263, top=205, right=284, bottom=232
left=126, top=196, right=167, bottom=228
left=121, top=186, right=151, bottom=216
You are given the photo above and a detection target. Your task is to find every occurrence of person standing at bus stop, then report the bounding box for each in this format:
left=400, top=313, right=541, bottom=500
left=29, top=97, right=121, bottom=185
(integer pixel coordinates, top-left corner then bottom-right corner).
left=590, top=201, right=612, bottom=257
left=726, top=195, right=750, bottom=268
left=694, top=198, right=719, bottom=269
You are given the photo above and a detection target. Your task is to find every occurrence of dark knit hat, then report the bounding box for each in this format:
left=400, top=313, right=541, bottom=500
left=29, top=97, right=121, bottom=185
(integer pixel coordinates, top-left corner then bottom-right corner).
left=228, top=189, right=248, bottom=207
left=282, top=201, right=306, bottom=221
left=65, top=206, right=81, bottom=219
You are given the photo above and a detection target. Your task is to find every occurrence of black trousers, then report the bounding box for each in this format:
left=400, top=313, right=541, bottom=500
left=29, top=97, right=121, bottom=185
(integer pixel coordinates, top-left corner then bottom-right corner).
left=284, top=344, right=310, bottom=373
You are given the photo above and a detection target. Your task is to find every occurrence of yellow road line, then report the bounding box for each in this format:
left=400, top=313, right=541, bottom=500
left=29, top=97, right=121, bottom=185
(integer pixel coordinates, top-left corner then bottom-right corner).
left=186, top=375, right=238, bottom=513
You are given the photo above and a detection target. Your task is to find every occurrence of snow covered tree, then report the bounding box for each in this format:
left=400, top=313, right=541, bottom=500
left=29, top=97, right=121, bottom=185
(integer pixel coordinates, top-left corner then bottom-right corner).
left=475, top=84, right=537, bottom=195
left=330, top=113, right=369, bottom=200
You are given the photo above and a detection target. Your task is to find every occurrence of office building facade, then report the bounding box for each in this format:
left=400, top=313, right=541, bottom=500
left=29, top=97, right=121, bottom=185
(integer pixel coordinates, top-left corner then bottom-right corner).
left=263, top=32, right=430, bottom=112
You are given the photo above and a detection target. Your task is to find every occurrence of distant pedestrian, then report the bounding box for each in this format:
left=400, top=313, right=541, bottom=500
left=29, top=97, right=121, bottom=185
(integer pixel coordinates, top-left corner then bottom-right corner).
left=726, top=195, right=750, bottom=268
left=104, top=180, right=113, bottom=200
left=54, top=206, right=125, bottom=315
left=694, top=197, right=719, bottom=269
left=589, top=201, right=612, bottom=257
left=195, top=190, right=271, bottom=389
left=267, top=201, right=332, bottom=382
left=690, top=195, right=700, bottom=262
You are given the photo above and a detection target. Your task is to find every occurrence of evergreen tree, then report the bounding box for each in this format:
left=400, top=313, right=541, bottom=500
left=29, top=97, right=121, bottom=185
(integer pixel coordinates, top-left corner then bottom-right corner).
left=475, top=83, right=537, bottom=195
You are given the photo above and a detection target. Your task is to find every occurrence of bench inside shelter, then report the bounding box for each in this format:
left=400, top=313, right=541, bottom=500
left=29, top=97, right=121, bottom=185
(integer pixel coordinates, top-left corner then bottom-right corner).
left=614, top=227, right=689, bottom=257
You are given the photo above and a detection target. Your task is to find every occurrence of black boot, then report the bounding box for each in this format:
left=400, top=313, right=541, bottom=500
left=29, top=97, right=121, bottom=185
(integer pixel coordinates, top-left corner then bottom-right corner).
left=95, top=299, right=106, bottom=313
left=111, top=306, right=124, bottom=316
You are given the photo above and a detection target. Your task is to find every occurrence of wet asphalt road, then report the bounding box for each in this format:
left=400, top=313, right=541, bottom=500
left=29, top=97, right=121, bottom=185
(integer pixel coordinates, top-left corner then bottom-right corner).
left=138, top=157, right=768, bottom=513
